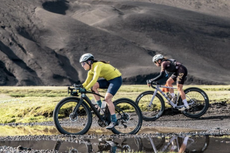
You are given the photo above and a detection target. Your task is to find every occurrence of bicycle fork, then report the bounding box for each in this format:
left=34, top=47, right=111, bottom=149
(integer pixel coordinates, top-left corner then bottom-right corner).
left=69, top=96, right=84, bottom=121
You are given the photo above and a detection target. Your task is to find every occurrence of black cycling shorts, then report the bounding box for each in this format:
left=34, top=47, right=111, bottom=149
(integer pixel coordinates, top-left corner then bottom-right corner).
left=97, top=76, right=122, bottom=96
left=171, top=65, right=187, bottom=84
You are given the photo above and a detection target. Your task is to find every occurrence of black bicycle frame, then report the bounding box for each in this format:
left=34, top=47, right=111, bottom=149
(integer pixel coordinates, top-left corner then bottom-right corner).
left=72, top=92, right=105, bottom=121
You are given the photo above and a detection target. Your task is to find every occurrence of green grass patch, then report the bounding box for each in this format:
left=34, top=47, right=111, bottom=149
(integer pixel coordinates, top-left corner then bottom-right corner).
left=0, top=85, right=229, bottom=124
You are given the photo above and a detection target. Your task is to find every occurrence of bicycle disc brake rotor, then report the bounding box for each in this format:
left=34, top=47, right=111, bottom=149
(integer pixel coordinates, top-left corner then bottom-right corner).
left=189, top=98, right=197, bottom=105
left=69, top=113, right=78, bottom=121
left=121, top=113, right=130, bottom=122
left=188, top=98, right=203, bottom=111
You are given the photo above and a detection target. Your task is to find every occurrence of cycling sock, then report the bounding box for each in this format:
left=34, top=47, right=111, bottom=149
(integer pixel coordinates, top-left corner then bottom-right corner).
left=111, top=114, right=117, bottom=122
left=183, top=99, right=189, bottom=107
left=111, top=146, right=117, bottom=152
left=183, top=136, right=189, bottom=145
left=170, top=93, right=175, bottom=97
left=97, top=100, right=102, bottom=108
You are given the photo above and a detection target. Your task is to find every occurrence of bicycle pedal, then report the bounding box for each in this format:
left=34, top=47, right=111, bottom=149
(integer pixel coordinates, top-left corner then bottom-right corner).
left=178, top=106, right=190, bottom=111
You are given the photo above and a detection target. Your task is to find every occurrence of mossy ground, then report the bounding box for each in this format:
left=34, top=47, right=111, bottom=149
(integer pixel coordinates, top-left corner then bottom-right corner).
left=0, top=85, right=229, bottom=124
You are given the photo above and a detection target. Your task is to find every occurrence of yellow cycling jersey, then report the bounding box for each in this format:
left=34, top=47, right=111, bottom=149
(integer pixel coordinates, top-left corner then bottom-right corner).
left=82, top=62, right=122, bottom=90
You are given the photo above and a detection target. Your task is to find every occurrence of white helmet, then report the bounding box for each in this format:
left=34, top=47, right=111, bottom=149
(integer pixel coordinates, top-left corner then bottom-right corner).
left=152, top=54, right=164, bottom=63
left=79, top=53, right=94, bottom=63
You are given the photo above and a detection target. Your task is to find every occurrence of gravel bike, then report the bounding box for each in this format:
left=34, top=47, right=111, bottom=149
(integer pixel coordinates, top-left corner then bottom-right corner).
left=135, top=81, right=209, bottom=121
left=53, top=84, right=142, bottom=135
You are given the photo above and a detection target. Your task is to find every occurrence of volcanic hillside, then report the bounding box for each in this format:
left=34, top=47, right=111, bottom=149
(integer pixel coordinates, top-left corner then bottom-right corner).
left=0, top=0, right=230, bottom=85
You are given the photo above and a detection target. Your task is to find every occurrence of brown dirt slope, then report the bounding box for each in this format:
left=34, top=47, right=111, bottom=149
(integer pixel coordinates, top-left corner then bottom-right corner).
left=0, top=0, right=230, bottom=85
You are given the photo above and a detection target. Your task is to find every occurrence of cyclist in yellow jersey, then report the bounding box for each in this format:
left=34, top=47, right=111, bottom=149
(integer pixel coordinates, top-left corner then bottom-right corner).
left=79, top=53, right=122, bottom=129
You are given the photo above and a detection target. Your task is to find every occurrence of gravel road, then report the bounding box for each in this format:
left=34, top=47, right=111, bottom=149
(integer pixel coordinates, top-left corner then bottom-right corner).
left=0, top=102, right=229, bottom=152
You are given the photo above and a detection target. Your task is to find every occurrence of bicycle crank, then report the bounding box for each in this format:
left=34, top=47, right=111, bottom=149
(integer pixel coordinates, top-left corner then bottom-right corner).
left=98, top=119, right=108, bottom=127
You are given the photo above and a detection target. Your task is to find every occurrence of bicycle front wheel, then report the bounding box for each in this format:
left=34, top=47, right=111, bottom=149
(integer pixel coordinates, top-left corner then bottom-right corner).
left=53, top=97, right=92, bottom=135
left=179, top=87, right=209, bottom=118
left=112, top=98, right=143, bottom=134
left=135, top=91, right=165, bottom=121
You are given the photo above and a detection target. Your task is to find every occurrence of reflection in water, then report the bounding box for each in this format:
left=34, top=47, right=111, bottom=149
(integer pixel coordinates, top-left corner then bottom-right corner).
left=147, top=135, right=208, bottom=153
left=0, top=125, right=230, bottom=152
left=1, top=135, right=230, bottom=153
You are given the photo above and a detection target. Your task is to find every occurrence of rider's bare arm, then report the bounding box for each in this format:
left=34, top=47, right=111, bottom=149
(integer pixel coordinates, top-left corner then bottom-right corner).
left=147, top=61, right=168, bottom=84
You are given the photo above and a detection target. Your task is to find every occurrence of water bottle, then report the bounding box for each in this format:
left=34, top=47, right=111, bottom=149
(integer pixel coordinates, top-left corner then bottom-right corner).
left=91, top=99, right=106, bottom=115
left=91, top=99, right=99, bottom=109
left=167, top=92, right=172, bottom=99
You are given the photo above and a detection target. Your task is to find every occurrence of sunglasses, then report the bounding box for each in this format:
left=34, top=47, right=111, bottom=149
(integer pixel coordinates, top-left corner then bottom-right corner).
left=81, top=62, right=87, bottom=67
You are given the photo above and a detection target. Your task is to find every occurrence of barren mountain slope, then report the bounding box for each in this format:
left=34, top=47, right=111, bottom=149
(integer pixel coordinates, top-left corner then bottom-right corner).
left=0, top=0, right=229, bottom=85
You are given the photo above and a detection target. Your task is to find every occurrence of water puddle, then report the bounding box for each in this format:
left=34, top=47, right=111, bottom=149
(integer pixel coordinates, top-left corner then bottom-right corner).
left=0, top=135, right=230, bottom=152
left=0, top=125, right=229, bottom=152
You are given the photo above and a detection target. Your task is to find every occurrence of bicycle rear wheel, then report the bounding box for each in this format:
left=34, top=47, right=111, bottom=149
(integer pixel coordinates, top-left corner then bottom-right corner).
left=111, top=98, right=142, bottom=134
left=135, top=91, right=165, bottom=121
left=53, top=97, right=92, bottom=135
left=179, top=87, right=209, bottom=118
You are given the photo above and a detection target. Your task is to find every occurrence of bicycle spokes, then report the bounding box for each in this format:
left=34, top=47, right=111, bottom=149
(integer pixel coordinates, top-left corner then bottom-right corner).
left=135, top=91, right=165, bottom=121
left=53, top=99, right=92, bottom=135
left=182, top=88, right=209, bottom=118
left=112, top=98, right=142, bottom=134
left=187, top=93, right=205, bottom=111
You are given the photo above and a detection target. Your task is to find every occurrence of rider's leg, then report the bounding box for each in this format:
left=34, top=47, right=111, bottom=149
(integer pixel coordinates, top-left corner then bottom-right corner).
left=176, top=66, right=189, bottom=110
left=166, top=77, right=175, bottom=97
left=177, top=84, right=185, bottom=99
left=179, top=136, right=189, bottom=153
left=92, top=82, right=102, bottom=107
left=105, top=76, right=122, bottom=129
left=105, top=93, right=118, bottom=129
left=105, top=93, right=116, bottom=118
left=177, top=84, right=189, bottom=109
